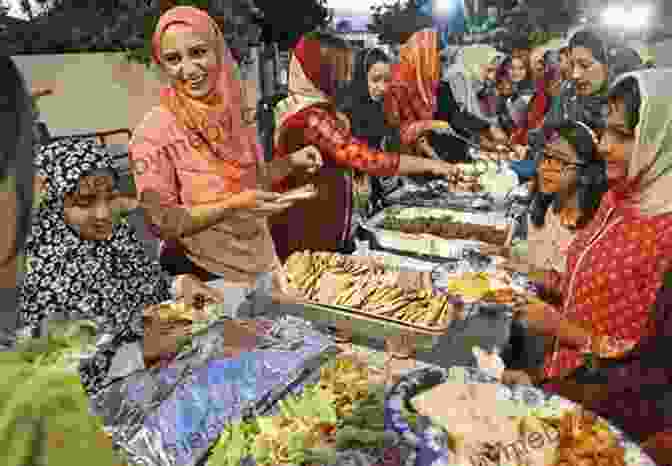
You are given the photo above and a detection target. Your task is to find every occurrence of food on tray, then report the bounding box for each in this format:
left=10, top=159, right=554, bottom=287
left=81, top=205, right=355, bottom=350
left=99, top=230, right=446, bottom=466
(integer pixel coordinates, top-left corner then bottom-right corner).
left=408, top=380, right=627, bottom=466
left=210, top=355, right=390, bottom=466
left=482, top=288, right=516, bottom=304
left=285, top=251, right=455, bottom=329
left=250, top=386, right=339, bottom=466
left=444, top=272, right=492, bottom=300
left=550, top=410, right=626, bottom=466
left=144, top=300, right=210, bottom=322
left=380, top=208, right=509, bottom=245
left=440, top=271, right=535, bottom=307
left=318, top=356, right=371, bottom=417
left=411, top=382, right=559, bottom=466
left=446, top=168, right=483, bottom=192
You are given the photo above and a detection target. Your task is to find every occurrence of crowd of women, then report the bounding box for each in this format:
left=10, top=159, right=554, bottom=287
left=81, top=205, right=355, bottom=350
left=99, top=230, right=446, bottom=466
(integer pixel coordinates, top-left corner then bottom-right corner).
left=1, top=3, right=671, bottom=464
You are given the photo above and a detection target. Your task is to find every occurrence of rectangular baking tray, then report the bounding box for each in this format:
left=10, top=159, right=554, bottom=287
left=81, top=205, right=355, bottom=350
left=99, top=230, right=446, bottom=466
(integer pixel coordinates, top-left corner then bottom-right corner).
left=298, top=301, right=444, bottom=347
left=387, top=179, right=495, bottom=210
left=284, top=253, right=452, bottom=340
left=362, top=206, right=511, bottom=258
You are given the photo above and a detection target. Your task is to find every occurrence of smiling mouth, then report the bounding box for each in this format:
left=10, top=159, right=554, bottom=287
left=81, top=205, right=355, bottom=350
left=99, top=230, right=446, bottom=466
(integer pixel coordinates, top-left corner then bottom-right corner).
left=187, top=77, right=205, bottom=88
left=93, top=223, right=112, bottom=233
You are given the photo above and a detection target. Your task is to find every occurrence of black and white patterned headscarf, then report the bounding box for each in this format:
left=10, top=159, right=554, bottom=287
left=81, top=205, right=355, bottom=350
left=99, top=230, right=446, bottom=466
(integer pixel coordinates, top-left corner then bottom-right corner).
left=19, top=138, right=170, bottom=334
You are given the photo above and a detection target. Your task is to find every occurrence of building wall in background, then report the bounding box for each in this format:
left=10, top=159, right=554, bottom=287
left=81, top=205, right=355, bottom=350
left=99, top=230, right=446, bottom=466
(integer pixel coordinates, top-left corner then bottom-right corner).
left=13, top=52, right=258, bottom=139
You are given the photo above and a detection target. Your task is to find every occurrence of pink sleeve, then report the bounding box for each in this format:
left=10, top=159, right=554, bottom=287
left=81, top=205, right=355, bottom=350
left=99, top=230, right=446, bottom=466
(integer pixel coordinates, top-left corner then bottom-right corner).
left=129, top=138, right=180, bottom=207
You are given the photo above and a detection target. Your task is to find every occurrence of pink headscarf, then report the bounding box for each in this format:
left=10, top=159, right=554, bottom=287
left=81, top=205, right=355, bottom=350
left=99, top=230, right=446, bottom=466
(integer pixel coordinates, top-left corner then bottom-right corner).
left=150, top=6, right=258, bottom=191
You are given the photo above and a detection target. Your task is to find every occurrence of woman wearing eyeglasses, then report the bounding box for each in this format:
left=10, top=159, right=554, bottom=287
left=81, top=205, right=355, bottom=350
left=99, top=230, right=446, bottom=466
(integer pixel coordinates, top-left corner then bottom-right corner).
left=482, top=121, right=607, bottom=283
left=501, top=70, right=672, bottom=400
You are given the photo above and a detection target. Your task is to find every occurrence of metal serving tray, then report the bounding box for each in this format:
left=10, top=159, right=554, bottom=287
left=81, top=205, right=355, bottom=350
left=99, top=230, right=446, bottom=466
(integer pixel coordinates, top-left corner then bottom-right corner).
left=362, top=206, right=511, bottom=259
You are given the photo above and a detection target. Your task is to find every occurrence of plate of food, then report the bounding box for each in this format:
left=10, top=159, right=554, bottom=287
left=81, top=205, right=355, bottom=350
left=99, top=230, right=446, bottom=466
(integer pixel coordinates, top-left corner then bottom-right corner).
left=431, top=268, right=535, bottom=306
left=385, top=366, right=655, bottom=466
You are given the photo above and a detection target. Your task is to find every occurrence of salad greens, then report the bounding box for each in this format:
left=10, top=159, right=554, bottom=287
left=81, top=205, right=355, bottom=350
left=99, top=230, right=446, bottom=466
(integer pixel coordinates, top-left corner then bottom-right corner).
left=0, top=320, right=125, bottom=466
left=208, top=383, right=391, bottom=466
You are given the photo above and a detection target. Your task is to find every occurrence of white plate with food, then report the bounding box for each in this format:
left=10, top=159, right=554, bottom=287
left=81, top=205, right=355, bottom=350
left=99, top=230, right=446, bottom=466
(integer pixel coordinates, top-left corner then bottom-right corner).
left=386, top=366, right=654, bottom=466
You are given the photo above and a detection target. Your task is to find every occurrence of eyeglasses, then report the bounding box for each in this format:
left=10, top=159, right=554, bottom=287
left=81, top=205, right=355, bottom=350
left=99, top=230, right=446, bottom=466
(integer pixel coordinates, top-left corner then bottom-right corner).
left=541, top=147, right=588, bottom=170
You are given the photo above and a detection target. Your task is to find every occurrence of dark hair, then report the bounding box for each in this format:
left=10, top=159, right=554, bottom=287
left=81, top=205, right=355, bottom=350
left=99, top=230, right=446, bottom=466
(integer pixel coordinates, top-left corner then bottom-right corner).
left=530, top=120, right=607, bottom=229
left=0, top=56, right=34, bottom=257
left=353, top=48, right=390, bottom=84
left=569, top=29, right=607, bottom=64
left=608, top=76, right=641, bottom=131
left=512, top=36, right=530, bottom=51
left=305, top=31, right=348, bottom=49
left=495, top=56, right=512, bottom=83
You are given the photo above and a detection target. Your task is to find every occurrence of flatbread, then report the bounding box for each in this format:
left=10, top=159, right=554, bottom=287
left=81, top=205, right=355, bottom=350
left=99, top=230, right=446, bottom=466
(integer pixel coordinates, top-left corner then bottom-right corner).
left=412, top=382, right=522, bottom=460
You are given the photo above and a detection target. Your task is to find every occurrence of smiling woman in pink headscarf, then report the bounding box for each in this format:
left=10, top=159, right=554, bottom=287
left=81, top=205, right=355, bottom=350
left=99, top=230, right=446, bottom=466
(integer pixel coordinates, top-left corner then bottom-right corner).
left=130, top=6, right=321, bottom=291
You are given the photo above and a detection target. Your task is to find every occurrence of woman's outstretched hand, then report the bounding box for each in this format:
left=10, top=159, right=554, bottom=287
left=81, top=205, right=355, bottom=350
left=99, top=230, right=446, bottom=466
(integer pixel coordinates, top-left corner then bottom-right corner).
left=501, top=369, right=533, bottom=385
left=176, top=274, right=227, bottom=306
left=428, top=159, right=459, bottom=178
left=288, top=145, right=323, bottom=174
left=500, top=260, right=535, bottom=275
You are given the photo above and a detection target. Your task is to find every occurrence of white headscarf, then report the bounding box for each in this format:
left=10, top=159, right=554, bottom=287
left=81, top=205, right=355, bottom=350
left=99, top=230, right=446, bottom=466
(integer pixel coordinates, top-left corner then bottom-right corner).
left=610, top=69, right=672, bottom=216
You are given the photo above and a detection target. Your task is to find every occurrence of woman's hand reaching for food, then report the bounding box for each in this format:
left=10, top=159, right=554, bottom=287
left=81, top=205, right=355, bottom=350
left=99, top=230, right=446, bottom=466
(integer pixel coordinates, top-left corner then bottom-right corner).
left=428, top=159, right=459, bottom=178
left=499, top=259, right=535, bottom=275
left=478, top=244, right=509, bottom=258
left=489, top=126, right=509, bottom=144
left=510, top=144, right=528, bottom=161
left=501, top=369, right=533, bottom=385
left=175, top=274, right=227, bottom=306
left=288, top=145, right=323, bottom=174
left=417, top=135, right=439, bottom=159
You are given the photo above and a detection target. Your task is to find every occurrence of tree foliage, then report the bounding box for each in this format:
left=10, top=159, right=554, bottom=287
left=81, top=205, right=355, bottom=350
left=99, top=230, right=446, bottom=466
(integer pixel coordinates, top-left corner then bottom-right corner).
left=255, top=0, right=331, bottom=50
left=6, top=0, right=329, bottom=59
left=367, top=0, right=433, bottom=44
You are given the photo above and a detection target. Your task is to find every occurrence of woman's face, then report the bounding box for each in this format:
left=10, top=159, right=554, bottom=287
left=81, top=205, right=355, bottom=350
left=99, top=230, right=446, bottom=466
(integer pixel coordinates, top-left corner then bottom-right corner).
left=367, top=61, right=391, bottom=101
left=571, top=46, right=608, bottom=97
left=597, top=96, right=635, bottom=183
left=511, top=58, right=528, bottom=83
left=538, top=138, right=580, bottom=195
left=160, top=24, right=219, bottom=99
left=529, top=49, right=545, bottom=80
left=512, top=48, right=530, bottom=64
left=63, top=173, right=119, bottom=241
left=496, top=79, right=513, bottom=97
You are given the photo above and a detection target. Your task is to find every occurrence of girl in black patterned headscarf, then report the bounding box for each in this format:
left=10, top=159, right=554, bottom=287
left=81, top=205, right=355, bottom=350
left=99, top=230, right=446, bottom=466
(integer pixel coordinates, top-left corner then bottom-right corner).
left=20, top=138, right=171, bottom=334
left=21, top=138, right=222, bottom=396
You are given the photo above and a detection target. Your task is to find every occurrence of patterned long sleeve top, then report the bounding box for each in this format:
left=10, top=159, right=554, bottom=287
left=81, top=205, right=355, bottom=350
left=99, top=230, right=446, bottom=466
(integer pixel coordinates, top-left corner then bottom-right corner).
left=539, top=190, right=672, bottom=379
left=384, top=83, right=442, bottom=147
left=273, top=105, right=401, bottom=191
